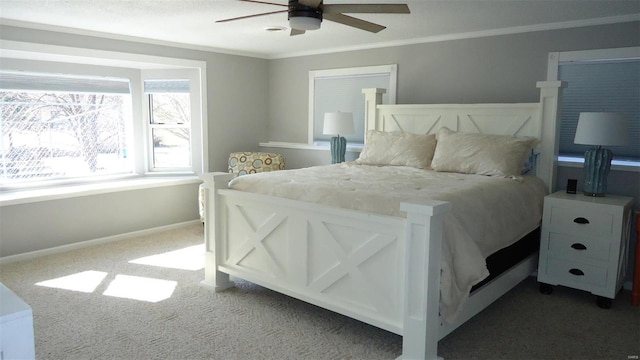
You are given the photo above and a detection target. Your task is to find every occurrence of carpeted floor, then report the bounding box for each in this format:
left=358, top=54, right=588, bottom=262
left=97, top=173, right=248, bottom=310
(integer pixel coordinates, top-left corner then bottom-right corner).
left=0, top=224, right=638, bottom=360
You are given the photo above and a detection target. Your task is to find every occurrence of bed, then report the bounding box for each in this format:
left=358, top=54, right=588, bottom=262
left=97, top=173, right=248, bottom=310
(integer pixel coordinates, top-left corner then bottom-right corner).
left=200, top=81, right=564, bottom=360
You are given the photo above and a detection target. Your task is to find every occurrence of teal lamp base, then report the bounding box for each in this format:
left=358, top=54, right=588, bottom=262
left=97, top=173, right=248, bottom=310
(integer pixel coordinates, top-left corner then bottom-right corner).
left=582, top=146, right=612, bottom=197
left=330, top=136, right=347, bottom=164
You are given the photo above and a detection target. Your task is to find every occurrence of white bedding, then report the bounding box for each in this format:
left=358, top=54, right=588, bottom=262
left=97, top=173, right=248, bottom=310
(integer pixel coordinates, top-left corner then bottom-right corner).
left=228, top=162, right=548, bottom=322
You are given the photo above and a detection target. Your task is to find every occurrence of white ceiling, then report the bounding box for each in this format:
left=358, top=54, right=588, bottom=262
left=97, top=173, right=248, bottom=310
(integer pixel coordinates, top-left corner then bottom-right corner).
left=1, top=0, right=639, bottom=59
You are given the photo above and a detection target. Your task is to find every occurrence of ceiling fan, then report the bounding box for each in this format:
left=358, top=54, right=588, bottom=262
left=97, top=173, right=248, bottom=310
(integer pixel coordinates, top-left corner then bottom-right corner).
left=216, top=0, right=410, bottom=36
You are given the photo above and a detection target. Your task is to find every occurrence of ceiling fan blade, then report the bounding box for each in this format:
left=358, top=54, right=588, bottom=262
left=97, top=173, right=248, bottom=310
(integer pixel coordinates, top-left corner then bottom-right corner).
left=298, top=0, right=323, bottom=8
left=323, top=13, right=386, bottom=33
left=290, top=28, right=306, bottom=36
left=239, top=0, right=287, bottom=7
left=324, top=4, right=410, bottom=14
left=216, top=9, right=287, bottom=23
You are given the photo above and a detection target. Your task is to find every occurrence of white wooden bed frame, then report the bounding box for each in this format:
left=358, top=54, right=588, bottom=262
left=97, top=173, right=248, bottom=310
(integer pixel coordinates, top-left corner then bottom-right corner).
left=201, top=81, right=563, bottom=360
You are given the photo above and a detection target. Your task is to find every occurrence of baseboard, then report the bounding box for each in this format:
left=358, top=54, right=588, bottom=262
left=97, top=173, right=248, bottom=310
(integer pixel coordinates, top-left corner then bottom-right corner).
left=0, top=220, right=202, bottom=265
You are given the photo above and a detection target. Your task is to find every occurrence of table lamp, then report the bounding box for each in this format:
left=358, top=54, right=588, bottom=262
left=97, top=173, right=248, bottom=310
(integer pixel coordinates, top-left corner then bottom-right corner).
left=323, top=112, right=354, bottom=164
left=573, top=112, right=629, bottom=197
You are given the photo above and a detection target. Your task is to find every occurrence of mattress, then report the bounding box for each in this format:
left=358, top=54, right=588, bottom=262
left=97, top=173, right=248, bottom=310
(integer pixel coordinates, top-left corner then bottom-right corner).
left=229, top=162, right=548, bottom=322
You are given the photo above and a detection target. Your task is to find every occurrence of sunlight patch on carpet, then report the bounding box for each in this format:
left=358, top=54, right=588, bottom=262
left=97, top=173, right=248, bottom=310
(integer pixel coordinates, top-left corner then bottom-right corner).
left=36, top=270, right=108, bottom=293
left=129, top=244, right=204, bottom=271
left=103, top=274, right=177, bottom=302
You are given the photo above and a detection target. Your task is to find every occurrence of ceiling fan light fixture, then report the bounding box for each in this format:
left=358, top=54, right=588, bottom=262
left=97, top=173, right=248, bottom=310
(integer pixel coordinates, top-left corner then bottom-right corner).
left=289, top=16, right=321, bottom=31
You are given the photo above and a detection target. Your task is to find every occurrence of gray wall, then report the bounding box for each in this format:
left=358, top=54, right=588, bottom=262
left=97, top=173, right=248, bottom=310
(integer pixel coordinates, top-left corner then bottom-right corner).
left=266, top=22, right=639, bottom=144
left=0, top=184, right=199, bottom=256
left=0, top=25, right=268, bottom=258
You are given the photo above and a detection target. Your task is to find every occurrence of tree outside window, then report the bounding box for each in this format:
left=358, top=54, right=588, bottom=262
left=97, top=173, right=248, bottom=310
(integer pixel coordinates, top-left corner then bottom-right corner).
left=1, top=90, right=130, bottom=184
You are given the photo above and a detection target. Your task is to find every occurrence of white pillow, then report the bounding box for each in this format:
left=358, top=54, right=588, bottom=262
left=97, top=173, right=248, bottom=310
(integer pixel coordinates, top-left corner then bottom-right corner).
left=431, top=127, right=540, bottom=177
left=356, top=130, right=437, bottom=169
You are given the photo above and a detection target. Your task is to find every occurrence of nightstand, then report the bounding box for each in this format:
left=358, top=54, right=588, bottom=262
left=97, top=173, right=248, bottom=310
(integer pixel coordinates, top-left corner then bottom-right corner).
left=537, top=191, right=634, bottom=308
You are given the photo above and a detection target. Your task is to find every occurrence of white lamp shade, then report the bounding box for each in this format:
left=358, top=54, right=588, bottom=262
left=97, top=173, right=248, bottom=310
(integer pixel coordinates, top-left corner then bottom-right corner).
left=574, top=112, right=629, bottom=146
left=323, top=112, right=354, bottom=136
left=289, top=16, right=321, bottom=31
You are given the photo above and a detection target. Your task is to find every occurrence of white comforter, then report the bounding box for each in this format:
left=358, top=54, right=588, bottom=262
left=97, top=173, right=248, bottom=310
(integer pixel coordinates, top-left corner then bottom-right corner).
left=229, top=162, right=548, bottom=322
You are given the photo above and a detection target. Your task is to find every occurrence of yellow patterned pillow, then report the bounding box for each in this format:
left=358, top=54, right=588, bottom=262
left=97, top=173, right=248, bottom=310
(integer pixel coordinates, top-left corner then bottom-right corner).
left=228, top=152, right=285, bottom=176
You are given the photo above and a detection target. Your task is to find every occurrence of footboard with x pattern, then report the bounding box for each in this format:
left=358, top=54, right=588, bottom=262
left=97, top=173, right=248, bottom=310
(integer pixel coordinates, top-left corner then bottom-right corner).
left=201, top=172, right=451, bottom=359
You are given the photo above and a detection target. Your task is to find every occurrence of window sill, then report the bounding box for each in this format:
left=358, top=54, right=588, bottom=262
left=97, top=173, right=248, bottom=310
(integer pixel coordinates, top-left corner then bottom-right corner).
left=0, top=175, right=201, bottom=207
left=259, top=141, right=364, bottom=152
left=558, top=156, right=640, bottom=173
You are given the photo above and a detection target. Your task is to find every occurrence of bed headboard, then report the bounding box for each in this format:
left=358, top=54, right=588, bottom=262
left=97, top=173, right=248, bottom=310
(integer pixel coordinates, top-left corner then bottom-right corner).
left=362, top=81, right=564, bottom=193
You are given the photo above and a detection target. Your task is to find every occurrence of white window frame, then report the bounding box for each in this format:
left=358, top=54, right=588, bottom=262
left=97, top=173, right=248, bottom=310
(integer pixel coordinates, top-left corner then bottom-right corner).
left=546, top=47, right=640, bottom=80
left=142, top=69, right=204, bottom=174
left=308, top=64, right=397, bottom=147
left=0, top=40, right=208, bottom=191
left=546, top=46, right=640, bottom=171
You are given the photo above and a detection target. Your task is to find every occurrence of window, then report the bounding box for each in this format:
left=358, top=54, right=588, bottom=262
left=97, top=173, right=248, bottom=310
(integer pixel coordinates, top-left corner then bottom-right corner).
left=0, top=53, right=206, bottom=190
left=548, top=47, right=640, bottom=165
left=309, top=64, right=397, bottom=146
left=1, top=71, right=132, bottom=186
left=559, top=59, right=639, bottom=160
left=145, top=79, right=191, bottom=170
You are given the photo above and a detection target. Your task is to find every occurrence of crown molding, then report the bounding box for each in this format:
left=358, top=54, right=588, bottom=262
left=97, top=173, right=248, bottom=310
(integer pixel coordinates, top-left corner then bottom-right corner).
left=2, top=14, right=638, bottom=61
left=268, top=14, right=640, bottom=59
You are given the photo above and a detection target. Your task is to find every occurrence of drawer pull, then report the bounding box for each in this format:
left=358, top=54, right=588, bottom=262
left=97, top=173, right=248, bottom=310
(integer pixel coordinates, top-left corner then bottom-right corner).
left=571, top=243, right=587, bottom=250
left=569, top=268, right=585, bottom=276
left=573, top=217, right=590, bottom=224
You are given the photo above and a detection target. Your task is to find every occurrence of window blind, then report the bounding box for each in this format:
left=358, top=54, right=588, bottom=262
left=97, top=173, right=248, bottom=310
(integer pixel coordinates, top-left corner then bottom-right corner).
left=144, top=79, right=190, bottom=93
left=0, top=71, right=131, bottom=94
left=558, top=60, right=639, bottom=159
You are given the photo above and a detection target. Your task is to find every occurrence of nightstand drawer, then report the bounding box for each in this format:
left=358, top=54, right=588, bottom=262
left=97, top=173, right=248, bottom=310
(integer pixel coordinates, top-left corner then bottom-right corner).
left=547, top=206, right=614, bottom=237
left=548, top=232, right=610, bottom=262
left=546, top=258, right=608, bottom=288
